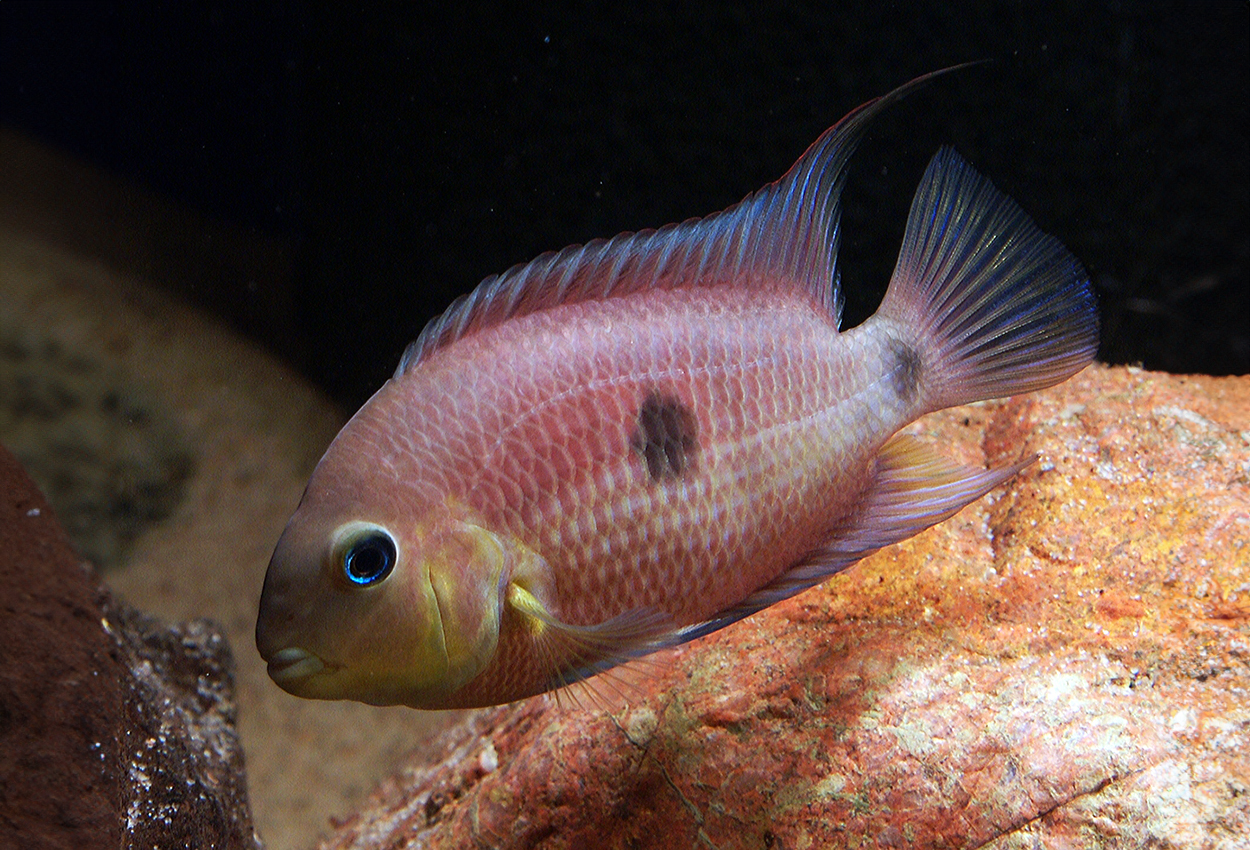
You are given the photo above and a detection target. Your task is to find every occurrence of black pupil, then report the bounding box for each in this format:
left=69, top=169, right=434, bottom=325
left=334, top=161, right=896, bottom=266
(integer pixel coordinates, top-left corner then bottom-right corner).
left=344, top=532, right=396, bottom=586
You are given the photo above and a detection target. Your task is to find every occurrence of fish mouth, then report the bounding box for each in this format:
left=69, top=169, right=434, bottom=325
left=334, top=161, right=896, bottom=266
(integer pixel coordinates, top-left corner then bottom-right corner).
left=266, top=647, right=327, bottom=684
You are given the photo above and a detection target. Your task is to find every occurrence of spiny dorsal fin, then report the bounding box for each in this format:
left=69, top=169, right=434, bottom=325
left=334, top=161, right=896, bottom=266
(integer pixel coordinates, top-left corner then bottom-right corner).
left=396, top=67, right=968, bottom=376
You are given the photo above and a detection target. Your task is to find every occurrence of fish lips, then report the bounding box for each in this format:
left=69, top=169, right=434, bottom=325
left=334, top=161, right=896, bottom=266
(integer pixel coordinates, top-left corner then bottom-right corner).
left=265, top=646, right=327, bottom=684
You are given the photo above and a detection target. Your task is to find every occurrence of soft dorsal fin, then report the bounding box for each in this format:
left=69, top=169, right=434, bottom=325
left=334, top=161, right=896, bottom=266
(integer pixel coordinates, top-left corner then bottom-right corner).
left=396, top=67, right=967, bottom=376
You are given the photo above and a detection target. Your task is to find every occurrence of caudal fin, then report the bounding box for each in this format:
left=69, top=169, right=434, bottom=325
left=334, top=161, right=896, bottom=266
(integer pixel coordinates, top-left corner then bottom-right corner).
left=876, top=147, right=1099, bottom=411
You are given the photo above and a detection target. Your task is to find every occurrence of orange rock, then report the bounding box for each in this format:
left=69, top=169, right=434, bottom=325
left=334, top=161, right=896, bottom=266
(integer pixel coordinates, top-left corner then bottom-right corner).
left=319, top=365, right=1249, bottom=849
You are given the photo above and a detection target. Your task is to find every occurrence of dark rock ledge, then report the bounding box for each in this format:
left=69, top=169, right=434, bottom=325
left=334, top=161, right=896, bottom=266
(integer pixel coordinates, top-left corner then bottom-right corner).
left=0, top=442, right=261, bottom=850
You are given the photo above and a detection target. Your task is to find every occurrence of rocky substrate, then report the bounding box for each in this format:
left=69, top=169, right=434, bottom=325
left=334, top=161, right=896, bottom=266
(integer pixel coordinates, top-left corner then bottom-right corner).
left=4, top=362, right=1248, bottom=848
left=0, top=444, right=259, bottom=850
left=0, top=221, right=456, bottom=849
left=318, top=365, right=1250, bottom=850
left=2, top=160, right=1247, bottom=845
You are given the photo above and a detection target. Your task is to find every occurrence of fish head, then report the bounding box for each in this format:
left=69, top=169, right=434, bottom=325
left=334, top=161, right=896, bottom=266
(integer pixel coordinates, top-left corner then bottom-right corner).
left=256, top=401, right=509, bottom=707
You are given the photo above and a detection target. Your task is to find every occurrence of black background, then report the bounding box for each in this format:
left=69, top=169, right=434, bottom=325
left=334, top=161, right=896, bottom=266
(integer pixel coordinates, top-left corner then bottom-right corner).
left=2, top=2, right=1246, bottom=410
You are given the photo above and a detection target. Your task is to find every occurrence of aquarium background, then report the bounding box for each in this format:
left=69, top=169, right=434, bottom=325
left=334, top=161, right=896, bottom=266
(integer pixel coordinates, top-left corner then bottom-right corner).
left=1, top=5, right=1246, bottom=847
left=2, top=1, right=1246, bottom=410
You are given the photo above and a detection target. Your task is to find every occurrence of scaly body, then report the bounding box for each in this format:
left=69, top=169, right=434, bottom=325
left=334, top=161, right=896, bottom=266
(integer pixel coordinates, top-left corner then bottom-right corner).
left=257, top=68, right=1098, bottom=709
left=354, top=291, right=913, bottom=704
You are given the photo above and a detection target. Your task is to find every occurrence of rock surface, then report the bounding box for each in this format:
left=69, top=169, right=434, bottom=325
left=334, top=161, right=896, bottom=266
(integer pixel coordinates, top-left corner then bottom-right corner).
left=0, top=443, right=261, bottom=849
left=0, top=218, right=458, bottom=848
left=104, top=600, right=259, bottom=850
left=1, top=444, right=124, bottom=847
left=320, top=364, right=1250, bottom=850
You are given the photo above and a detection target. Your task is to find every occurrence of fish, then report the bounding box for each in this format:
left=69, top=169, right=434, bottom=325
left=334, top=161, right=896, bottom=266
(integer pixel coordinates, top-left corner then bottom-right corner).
left=255, top=68, right=1098, bottom=710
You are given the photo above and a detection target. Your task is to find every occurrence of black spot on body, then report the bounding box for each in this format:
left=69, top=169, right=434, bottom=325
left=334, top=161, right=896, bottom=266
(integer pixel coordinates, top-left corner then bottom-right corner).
left=888, top=338, right=923, bottom=404
left=631, top=391, right=699, bottom=481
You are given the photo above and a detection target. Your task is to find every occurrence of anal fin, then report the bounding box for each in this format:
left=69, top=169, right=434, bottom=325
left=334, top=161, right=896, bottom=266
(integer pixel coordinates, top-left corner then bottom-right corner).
left=677, top=433, right=1031, bottom=643
left=507, top=433, right=1028, bottom=697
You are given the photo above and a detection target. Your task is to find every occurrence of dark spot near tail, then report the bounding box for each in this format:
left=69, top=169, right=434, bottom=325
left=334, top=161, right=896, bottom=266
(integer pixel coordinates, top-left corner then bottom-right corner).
left=631, top=391, right=699, bottom=481
left=889, top=338, right=923, bottom=403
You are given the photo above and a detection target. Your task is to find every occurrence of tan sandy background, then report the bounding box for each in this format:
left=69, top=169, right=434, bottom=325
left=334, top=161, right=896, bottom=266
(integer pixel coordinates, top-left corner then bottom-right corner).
left=1, top=129, right=464, bottom=850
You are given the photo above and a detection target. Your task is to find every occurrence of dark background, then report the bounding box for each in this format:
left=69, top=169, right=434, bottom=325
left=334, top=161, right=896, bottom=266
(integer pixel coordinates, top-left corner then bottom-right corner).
left=2, top=2, right=1246, bottom=411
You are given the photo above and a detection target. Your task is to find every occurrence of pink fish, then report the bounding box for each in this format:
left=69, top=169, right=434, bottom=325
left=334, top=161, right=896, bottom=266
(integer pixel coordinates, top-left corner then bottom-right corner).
left=256, top=70, right=1098, bottom=709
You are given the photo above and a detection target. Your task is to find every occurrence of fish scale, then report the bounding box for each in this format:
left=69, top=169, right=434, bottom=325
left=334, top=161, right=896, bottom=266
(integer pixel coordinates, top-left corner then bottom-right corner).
left=364, top=289, right=924, bottom=702
left=257, top=68, right=1098, bottom=709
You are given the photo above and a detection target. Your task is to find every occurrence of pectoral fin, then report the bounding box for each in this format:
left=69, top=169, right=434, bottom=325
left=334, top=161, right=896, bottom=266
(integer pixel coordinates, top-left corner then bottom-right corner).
left=506, top=582, right=675, bottom=694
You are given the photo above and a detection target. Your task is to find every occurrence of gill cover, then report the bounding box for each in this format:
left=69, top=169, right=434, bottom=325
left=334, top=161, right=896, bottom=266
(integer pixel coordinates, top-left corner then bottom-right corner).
left=332, top=514, right=510, bottom=704
left=424, top=518, right=510, bottom=695
left=258, top=504, right=512, bottom=707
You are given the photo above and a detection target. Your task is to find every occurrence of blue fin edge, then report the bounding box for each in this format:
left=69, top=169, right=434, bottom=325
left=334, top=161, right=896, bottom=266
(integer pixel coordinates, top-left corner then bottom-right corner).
left=397, top=67, right=974, bottom=376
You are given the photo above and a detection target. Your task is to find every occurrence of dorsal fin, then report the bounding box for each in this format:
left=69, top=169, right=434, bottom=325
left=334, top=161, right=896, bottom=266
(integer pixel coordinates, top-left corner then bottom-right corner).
left=396, top=67, right=970, bottom=376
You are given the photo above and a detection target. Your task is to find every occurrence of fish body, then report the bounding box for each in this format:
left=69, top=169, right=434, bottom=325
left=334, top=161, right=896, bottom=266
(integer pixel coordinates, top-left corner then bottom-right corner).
left=257, top=70, right=1098, bottom=709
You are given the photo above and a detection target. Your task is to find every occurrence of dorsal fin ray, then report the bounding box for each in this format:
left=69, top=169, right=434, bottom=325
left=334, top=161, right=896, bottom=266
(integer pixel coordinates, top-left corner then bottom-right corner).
left=396, top=66, right=971, bottom=375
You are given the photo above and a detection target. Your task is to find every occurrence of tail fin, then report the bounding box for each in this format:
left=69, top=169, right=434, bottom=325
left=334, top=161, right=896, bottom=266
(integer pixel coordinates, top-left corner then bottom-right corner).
left=876, top=147, right=1099, bottom=411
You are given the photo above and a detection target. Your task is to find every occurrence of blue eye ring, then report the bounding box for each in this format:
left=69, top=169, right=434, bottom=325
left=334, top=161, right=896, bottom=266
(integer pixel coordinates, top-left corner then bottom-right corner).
left=339, top=527, right=398, bottom=587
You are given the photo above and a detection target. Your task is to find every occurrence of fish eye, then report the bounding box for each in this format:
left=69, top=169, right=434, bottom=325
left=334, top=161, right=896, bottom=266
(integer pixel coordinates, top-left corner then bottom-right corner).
left=339, top=527, right=398, bottom=587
